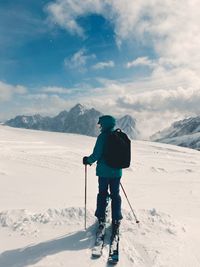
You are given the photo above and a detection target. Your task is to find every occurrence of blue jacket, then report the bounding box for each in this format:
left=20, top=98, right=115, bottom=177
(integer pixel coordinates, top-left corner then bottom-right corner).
left=87, top=116, right=122, bottom=178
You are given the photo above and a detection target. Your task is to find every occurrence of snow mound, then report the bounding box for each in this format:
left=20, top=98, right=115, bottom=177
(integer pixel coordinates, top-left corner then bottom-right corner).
left=0, top=208, right=95, bottom=235
left=0, top=207, right=184, bottom=234
left=0, top=207, right=187, bottom=266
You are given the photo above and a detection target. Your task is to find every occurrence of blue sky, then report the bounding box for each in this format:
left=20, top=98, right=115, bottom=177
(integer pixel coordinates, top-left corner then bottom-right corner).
left=0, top=0, right=154, bottom=88
left=1, top=0, right=200, bottom=137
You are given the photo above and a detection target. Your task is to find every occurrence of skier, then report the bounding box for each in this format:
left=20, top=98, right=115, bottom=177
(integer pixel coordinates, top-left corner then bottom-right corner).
left=83, top=115, right=123, bottom=238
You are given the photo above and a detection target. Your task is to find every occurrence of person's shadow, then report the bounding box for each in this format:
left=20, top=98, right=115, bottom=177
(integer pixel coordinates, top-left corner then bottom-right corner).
left=0, top=224, right=97, bottom=267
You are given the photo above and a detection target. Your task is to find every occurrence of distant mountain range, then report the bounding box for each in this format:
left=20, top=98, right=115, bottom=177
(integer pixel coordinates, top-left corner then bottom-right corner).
left=151, top=116, right=200, bottom=150
left=5, top=104, right=139, bottom=139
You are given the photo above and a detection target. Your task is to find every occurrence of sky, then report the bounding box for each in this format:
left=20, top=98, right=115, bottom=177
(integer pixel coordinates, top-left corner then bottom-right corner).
left=0, top=0, right=200, bottom=137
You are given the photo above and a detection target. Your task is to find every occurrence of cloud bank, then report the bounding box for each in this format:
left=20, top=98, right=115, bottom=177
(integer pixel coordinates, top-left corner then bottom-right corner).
left=0, top=81, right=27, bottom=102
left=1, top=78, right=200, bottom=138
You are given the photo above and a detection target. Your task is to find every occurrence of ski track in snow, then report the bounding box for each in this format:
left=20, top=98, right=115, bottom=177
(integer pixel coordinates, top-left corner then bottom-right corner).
left=1, top=125, right=200, bottom=266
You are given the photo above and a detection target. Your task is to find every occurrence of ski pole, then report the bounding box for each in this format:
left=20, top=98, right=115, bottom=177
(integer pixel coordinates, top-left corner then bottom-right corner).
left=84, top=164, right=87, bottom=230
left=120, top=182, right=139, bottom=224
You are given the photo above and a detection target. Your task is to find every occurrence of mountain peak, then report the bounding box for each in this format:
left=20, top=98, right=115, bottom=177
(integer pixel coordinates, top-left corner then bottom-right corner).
left=69, top=104, right=86, bottom=115
left=119, top=115, right=136, bottom=124
left=116, top=114, right=139, bottom=139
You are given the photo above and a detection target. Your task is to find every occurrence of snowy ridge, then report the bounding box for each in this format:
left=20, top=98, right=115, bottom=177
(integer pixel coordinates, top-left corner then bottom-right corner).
left=151, top=115, right=200, bottom=150
left=154, top=132, right=200, bottom=151
left=0, top=208, right=88, bottom=232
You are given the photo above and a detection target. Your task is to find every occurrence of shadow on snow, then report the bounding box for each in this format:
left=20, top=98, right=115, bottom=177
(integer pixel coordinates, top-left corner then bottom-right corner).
left=0, top=224, right=97, bottom=267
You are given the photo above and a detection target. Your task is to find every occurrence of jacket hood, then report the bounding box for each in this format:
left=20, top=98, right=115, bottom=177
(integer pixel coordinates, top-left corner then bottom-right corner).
left=98, top=115, right=116, bottom=131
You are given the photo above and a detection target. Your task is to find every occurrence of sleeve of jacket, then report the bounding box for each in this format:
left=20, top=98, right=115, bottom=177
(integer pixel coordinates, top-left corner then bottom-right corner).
left=87, top=134, right=105, bottom=164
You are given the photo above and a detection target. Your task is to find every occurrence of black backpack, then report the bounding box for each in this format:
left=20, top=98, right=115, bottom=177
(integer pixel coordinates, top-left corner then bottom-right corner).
left=103, top=129, right=131, bottom=169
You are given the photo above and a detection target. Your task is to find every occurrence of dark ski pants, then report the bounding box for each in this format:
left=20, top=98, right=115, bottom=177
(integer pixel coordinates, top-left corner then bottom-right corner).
left=95, top=177, right=123, bottom=222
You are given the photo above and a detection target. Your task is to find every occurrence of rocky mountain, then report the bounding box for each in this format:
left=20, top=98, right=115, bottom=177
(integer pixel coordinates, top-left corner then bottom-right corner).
left=62, top=104, right=102, bottom=136
left=5, top=104, right=102, bottom=137
left=151, top=116, right=200, bottom=150
left=5, top=114, right=53, bottom=131
left=5, top=104, right=139, bottom=139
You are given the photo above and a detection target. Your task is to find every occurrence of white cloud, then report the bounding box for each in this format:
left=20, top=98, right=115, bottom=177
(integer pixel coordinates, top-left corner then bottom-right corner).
left=47, top=0, right=200, bottom=75
left=92, top=60, right=115, bottom=70
left=0, top=81, right=27, bottom=102
left=46, top=1, right=84, bottom=37
left=2, top=93, right=72, bottom=119
left=41, top=86, right=73, bottom=94
left=126, top=57, right=156, bottom=69
left=24, top=94, right=70, bottom=113
left=64, top=49, right=96, bottom=72
left=117, top=86, right=200, bottom=113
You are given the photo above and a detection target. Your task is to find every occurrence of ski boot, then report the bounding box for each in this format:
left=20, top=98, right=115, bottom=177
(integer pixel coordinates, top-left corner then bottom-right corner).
left=111, top=220, right=120, bottom=238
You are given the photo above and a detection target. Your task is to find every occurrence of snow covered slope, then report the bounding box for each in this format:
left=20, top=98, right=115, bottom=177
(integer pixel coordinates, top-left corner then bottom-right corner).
left=0, top=125, right=200, bottom=267
left=151, top=116, right=200, bottom=150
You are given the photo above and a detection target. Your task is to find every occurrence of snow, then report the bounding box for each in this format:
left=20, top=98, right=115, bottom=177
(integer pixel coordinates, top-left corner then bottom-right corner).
left=150, top=116, right=200, bottom=150
left=155, top=132, right=200, bottom=150
left=0, top=125, right=200, bottom=266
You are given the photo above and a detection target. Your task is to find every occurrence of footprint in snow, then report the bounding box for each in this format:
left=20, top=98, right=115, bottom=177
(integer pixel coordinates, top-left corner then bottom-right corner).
left=151, top=167, right=167, bottom=173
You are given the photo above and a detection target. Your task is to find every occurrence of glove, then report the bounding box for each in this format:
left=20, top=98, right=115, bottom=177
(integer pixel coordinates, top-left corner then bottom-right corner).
left=83, top=156, right=90, bottom=165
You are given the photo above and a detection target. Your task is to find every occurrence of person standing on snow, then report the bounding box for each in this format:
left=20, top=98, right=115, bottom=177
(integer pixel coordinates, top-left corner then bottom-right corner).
left=83, top=115, right=123, bottom=234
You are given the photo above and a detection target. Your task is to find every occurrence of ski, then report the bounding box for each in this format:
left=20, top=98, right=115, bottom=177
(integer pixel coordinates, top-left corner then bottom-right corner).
left=108, top=234, right=119, bottom=264
left=91, top=222, right=106, bottom=257
left=91, top=196, right=110, bottom=258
